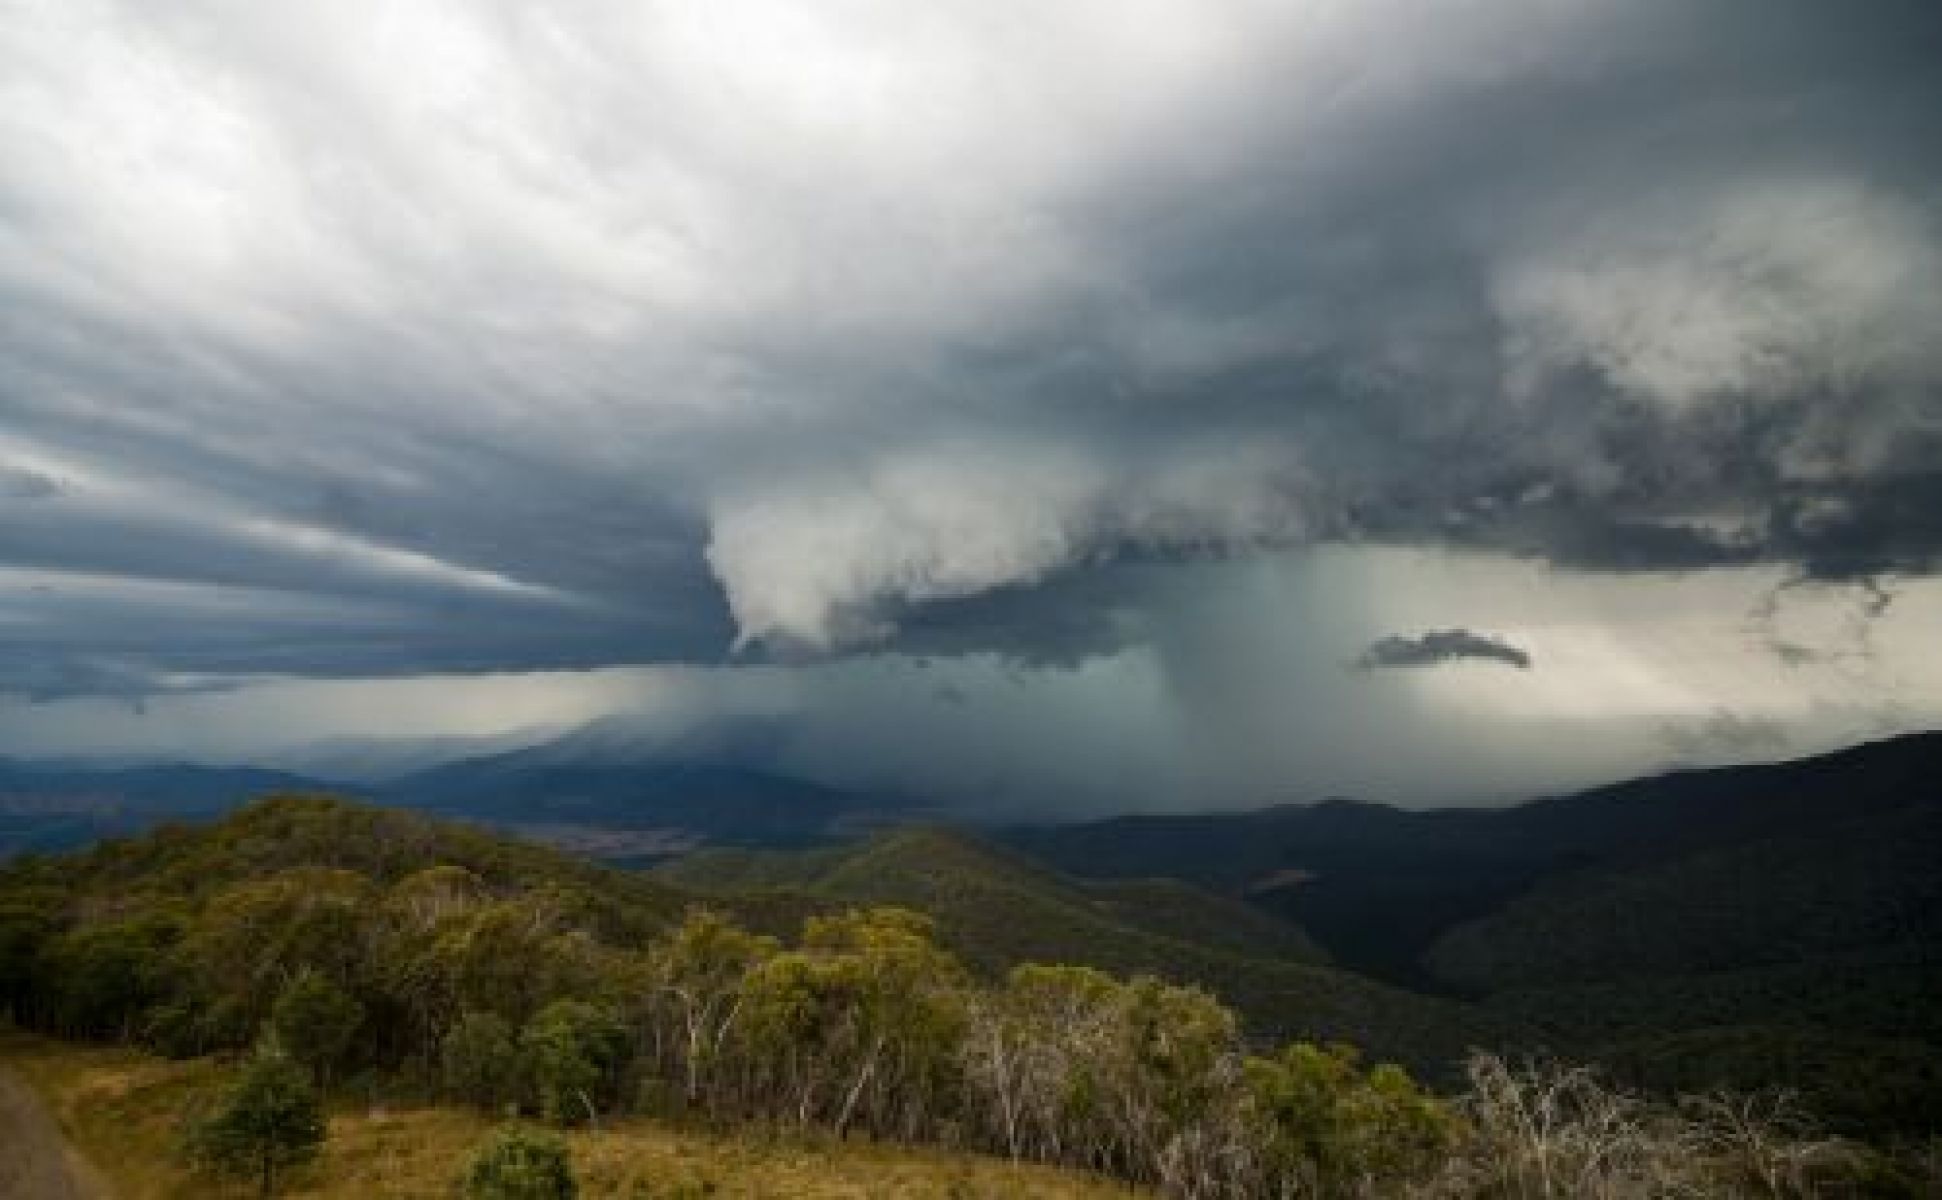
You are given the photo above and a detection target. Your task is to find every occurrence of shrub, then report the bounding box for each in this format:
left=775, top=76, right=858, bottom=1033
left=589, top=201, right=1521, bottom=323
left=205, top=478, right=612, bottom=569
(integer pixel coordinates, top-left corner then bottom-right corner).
left=183, top=1043, right=325, bottom=1197
left=1426, top=1053, right=1898, bottom=1199
left=1684, top=1092, right=1884, bottom=1198
left=461, top=1127, right=578, bottom=1200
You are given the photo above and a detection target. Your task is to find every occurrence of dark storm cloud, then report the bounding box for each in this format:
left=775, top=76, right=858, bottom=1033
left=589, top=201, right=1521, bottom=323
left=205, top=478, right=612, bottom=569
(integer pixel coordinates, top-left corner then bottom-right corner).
left=3, top=0, right=1941, bottom=697
left=1354, top=630, right=1533, bottom=672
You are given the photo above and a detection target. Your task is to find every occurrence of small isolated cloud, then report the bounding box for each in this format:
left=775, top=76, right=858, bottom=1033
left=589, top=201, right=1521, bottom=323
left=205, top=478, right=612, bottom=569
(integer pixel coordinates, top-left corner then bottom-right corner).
left=1354, top=629, right=1533, bottom=672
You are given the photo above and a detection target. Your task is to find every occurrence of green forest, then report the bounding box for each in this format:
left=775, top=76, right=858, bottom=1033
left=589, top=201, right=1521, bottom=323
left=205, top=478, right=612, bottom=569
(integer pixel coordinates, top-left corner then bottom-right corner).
left=2, top=795, right=1935, bottom=1198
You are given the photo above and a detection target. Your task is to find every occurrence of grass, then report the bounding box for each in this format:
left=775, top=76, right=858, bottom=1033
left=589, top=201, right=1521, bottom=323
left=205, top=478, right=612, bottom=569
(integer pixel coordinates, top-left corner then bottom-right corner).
left=2, top=1032, right=1144, bottom=1199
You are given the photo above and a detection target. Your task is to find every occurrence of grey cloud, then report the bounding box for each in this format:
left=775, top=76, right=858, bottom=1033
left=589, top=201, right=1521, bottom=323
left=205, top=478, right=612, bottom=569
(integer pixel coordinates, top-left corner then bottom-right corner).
left=1354, top=629, right=1533, bottom=672
left=2, top=0, right=1941, bottom=699
left=1658, top=710, right=1791, bottom=759
left=3, top=654, right=242, bottom=709
left=0, top=467, right=61, bottom=501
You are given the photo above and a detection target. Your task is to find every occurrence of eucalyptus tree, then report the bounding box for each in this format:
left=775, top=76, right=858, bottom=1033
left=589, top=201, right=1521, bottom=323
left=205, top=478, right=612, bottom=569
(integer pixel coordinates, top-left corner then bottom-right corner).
left=645, top=907, right=778, bottom=1113
left=739, top=907, right=969, bottom=1139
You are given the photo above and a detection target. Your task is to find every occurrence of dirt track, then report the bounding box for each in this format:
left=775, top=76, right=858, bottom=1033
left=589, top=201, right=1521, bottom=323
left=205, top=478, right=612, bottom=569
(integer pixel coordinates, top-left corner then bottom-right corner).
left=0, top=1065, right=111, bottom=1199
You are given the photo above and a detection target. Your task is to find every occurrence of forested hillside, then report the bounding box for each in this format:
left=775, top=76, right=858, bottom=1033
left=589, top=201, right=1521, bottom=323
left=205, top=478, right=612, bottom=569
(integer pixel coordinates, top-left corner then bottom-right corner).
left=7, top=794, right=1930, bottom=1198
left=1005, top=732, right=1942, bottom=990
left=659, top=826, right=1324, bottom=967
left=660, top=827, right=1511, bottom=1073
left=1002, top=733, right=1942, bottom=1135
left=0, top=796, right=1498, bottom=1077
left=0, top=795, right=1460, bottom=1196
left=1429, top=796, right=1942, bottom=1134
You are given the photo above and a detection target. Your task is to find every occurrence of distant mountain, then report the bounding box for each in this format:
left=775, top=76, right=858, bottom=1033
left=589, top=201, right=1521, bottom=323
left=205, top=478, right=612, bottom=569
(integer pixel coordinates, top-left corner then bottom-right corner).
left=0, top=760, right=346, bottom=858
left=378, top=720, right=919, bottom=860
left=0, top=717, right=916, bottom=863
left=389, top=759, right=898, bottom=858
left=258, top=727, right=567, bottom=783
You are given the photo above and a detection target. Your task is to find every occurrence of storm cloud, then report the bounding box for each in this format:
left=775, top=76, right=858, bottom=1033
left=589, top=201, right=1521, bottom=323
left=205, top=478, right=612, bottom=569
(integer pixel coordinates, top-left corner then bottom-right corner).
left=2, top=2, right=1940, bottom=803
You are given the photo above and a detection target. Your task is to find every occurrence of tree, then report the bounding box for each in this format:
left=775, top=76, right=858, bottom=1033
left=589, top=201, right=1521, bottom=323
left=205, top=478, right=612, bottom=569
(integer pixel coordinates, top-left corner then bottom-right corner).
left=522, top=1000, right=628, bottom=1125
left=443, top=1010, right=527, bottom=1113
left=185, top=1043, right=326, bottom=1197
left=461, top=1127, right=578, bottom=1200
left=739, top=908, right=968, bottom=1139
left=1245, top=1041, right=1454, bottom=1194
left=40, top=917, right=176, bottom=1039
left=268, top=968, right=363, bottom=1087
left=179, top=869, right=373, bottom=1036
left=965, top=963, right=1127, bottom=1166
left=381, top=895, right=603, bottom=1057
left=651, top=908, right=776, bottom=1111
left=0, top=884, right=62, bottom=1022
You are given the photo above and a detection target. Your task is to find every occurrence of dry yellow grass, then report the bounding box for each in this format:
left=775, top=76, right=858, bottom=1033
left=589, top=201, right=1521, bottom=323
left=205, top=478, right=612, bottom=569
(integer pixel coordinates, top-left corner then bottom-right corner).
left=2, top=1034, right=1145, bottom=1198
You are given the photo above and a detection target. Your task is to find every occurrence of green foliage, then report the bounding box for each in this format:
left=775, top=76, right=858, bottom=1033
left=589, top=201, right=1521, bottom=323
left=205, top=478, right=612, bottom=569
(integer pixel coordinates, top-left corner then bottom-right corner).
left=184, top=1043, right=325, bottom=1196
left=443, top=1010, right=528, bottom=1113
left=657, top=826, right=1504, bottom=1073
left=5, top=792, right=1920, bottom=1199
left=740, top=907, right=970, bottom=1139
left=176, top=868, right=373, bottom=1043
left=1244, top=1042, right=1454, bottom=1193
left=268, top=967, right=362, bottom=1085
left=40, top=915, right=178, bottom=1038
left=649, top=908, right=778, bottom=1110
left=522, top=1000, right=629, bottom=1125
left=0, top=884, right=62, bottom=1017
left=662, top=827, right=1324, bottom=978
left=460, top=1127, right=578, bottom=1200
left=965, top=963, right=1250, bottom=1187
left=1428, top=806, right=1942, bottom=993
left=2, top=794, right=1501, bottom=1079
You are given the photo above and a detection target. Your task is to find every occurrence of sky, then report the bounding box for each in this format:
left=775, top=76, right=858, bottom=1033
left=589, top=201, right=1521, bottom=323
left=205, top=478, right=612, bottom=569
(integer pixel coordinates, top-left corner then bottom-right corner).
left=2, top=1, right=1940, bottom=813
